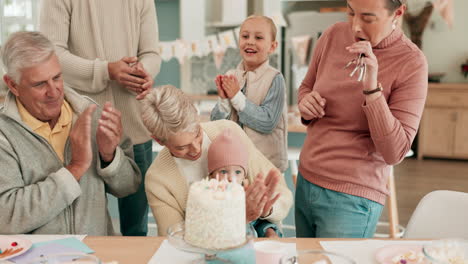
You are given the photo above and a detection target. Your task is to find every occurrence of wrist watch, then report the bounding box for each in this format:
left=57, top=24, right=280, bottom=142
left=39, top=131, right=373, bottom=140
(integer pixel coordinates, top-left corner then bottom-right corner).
left=363, top=83, right=383, bottom=95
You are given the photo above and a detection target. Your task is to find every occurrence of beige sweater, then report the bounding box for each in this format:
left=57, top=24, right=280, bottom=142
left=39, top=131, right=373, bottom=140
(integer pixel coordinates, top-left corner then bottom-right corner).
left=227, top=60, right=288, bottom=172
left=146, top=120, right=293, bottom=236
left=39, top=0, right=161, bottom=144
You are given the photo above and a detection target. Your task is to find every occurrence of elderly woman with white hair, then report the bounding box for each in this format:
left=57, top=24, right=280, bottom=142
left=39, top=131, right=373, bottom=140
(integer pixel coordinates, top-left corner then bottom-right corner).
left=141, top=85, right=293, bottom=236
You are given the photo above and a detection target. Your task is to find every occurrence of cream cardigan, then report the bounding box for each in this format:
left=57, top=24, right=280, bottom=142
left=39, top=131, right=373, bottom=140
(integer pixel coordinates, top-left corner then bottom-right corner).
left=145, top=120, right=293, bottom=236
left=39, top=0, right=161, bottom=144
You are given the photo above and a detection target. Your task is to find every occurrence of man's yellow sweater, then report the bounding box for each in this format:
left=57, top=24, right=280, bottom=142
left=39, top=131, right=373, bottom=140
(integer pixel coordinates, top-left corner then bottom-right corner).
left=145, top=120, right=293, bottom=236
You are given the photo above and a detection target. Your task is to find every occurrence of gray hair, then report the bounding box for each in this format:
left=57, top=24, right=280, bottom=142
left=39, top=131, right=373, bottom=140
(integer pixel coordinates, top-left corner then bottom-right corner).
left=1, top=31, right=55, bottom=83
left=141, top=85, right=199, bottom=143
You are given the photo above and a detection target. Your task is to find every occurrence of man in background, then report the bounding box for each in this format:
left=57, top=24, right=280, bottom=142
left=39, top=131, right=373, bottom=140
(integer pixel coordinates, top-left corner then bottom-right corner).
left=40, top=0, right=161, bottom=236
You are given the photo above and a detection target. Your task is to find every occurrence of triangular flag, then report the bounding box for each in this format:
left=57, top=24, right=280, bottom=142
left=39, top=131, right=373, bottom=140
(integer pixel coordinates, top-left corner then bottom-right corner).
left=213, top=50, right=226, bottom=70
left=173, top=40, right=186, bottom=65
left=218, top=30, right=237, bottom=50
left=433, top=0, right=454, bottom=28
left=159, top=42, right=173, bottom=62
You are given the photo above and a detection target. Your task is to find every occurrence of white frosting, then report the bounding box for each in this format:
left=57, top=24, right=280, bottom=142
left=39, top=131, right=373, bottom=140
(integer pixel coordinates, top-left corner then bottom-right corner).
left=425, top=241, right=468, bottom=264
left=185, top=178, right=246, bottom=250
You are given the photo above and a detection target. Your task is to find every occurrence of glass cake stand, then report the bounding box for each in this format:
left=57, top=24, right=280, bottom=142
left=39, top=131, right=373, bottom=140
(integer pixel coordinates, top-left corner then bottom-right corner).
left=167, top=221, right=255, bottom=264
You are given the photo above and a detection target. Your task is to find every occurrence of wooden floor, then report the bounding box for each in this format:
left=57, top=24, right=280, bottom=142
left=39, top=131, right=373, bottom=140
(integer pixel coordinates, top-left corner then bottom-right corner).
left=380, top=158, right=468, bottom=227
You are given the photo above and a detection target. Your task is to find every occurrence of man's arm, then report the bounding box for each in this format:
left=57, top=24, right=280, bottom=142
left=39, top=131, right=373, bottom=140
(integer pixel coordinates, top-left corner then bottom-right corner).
left=39, top=0, right=111, bottom=94
left=0, top=135, right=81, bottom=234
left=96, top=136, right=141, bottom=198
left=94, top=103, right=141, bottom=197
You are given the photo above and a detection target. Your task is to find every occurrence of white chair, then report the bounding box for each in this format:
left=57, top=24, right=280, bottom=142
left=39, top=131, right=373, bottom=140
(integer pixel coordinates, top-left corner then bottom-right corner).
left=374, top=166, right=405, bottom=239
left=404, top=190, right=468, bottom=239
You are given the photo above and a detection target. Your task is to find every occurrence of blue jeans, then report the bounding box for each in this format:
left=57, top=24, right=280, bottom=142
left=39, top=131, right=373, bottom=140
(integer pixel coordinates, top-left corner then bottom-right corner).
left=118, top=140, right=152, bottom=236
left=295, top=173, right=383, bottom=238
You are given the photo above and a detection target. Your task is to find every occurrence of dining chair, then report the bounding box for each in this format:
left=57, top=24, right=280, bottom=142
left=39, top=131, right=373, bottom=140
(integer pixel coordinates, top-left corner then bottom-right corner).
left=404, top=190, right=468, bottom=239
left=288, top=146, right=301, bottom=187
left=375, top=149, right=415, bottom=239
left=374, top=167, right=405, bottom=239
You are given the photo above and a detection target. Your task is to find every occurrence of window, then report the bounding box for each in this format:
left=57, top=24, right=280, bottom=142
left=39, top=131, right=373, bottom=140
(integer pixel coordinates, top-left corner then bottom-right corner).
left=0, top=0, right=39, bottom=44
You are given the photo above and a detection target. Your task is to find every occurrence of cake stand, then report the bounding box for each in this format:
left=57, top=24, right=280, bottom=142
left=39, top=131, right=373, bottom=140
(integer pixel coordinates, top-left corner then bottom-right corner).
left=167, top=221, right=255, bottom=264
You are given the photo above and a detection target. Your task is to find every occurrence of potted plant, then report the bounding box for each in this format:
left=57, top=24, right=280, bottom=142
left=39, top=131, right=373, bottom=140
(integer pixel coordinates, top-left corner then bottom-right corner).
left=462, top=59, right=468, bottom=78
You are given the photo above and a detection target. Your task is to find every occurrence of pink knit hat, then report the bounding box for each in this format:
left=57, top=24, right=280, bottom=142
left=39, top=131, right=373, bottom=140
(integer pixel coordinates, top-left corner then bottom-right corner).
left=208, top=128, right=248, bottom=174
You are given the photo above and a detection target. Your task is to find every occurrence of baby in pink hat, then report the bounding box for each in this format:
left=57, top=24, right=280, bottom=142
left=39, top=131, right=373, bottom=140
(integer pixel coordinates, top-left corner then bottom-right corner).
left=207, top=128, right=282, bottom=238
left=208, top=128, right=249, bottom=185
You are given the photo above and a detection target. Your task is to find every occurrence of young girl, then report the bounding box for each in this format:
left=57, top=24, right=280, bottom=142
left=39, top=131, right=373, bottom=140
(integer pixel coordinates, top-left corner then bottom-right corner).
left=208, top=128, right=282, bottom=238
left=210, top=15, right=288, bottom=173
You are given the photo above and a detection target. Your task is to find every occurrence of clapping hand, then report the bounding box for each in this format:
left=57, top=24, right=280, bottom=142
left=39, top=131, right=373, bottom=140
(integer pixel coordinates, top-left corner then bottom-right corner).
left=215, top=75, right=228, bottom=99
left=66, top=105, right=97, bottom=180
left=244, top=168, right=281, bottom=222
left=96, top=102, right=123, bottom=163
left=221, top=75, right=241, bottom=99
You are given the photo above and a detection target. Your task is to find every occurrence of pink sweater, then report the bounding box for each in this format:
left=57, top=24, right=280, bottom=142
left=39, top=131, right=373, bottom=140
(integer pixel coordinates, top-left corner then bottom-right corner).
left=298, top=22, right=428, bottom=205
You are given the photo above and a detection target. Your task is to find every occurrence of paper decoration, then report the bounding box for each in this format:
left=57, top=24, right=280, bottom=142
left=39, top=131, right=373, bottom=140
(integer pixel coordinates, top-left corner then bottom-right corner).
left=173, top=40, right=187, bottom=65
left=218, top=30, right=237, bottom=50
left=187, top=40, right=203, bottom=58
left=213, top=50, right=226, bottom=70
left=432, top=0, right=454, bottom=28
left=159, top=42, right=174, bottom=62
left=291, top=35, right=312, bottom=66
left=406, top=0, right=454, bottom=28
left=158, top=29, right=241, bottom=65
left=205, top=35, right=226, bottom=69
left=206, top=35, right=221, bottom=52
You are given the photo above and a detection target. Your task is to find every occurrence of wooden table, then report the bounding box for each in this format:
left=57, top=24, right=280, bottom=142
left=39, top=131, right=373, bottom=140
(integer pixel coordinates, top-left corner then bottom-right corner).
left=83, top=237, right=324, bottom=264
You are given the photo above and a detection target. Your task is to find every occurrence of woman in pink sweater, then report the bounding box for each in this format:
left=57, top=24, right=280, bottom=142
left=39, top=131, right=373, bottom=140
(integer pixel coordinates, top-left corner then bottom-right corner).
left=296, top=0, right=428, bottom=237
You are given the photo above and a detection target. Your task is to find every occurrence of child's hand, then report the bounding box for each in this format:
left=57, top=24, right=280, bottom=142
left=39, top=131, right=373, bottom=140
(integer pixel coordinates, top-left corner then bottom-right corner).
left=221, top=75, right=240, bottom=99
left=215, top=75, right=227, bottom=99
left=265, top=228, right=279, bottom=238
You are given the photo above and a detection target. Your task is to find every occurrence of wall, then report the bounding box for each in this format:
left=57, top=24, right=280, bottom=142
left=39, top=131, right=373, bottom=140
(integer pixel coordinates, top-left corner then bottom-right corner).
left=154, top=0, right=180, bottom=88
left=421, top=0, right=468, bottom=83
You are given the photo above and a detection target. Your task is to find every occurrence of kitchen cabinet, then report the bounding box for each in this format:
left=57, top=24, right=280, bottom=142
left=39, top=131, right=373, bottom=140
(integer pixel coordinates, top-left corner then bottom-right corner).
left=418, top=83, right=468, bottom=159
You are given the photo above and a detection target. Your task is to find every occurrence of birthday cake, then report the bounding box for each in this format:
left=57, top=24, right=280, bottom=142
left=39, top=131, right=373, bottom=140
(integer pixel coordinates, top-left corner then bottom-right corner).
left=184, top=178, right=246, bottom=250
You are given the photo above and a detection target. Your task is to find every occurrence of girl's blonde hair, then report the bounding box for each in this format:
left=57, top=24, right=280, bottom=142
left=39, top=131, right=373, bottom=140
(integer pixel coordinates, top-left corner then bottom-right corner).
left=240, top=15, right=277, bottom=41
